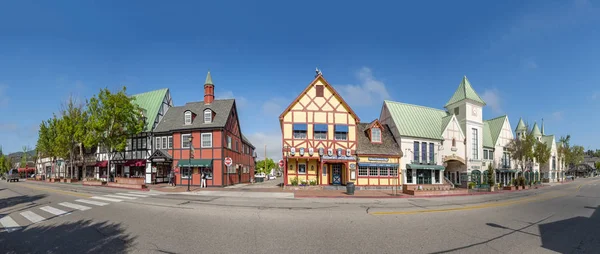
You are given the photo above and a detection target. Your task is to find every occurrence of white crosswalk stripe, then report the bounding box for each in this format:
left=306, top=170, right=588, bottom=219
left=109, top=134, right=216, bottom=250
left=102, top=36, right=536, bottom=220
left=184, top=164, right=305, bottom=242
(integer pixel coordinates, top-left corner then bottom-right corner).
left=129, top=191, right=161, bottom=196
left=0, top=216, right=21, bottom=233
left=104, top=194, right=136, bottom=200
left=59, top=202, right=91, bottom=211
left=40, top=206, right=69, bottom=216
left=20, top=211, right=45, bottom=224
left=116, top=193, right=149, bottom=198
left=75, top=199, right=109, bottom=206
left=91, top=196, right=123, bottom=202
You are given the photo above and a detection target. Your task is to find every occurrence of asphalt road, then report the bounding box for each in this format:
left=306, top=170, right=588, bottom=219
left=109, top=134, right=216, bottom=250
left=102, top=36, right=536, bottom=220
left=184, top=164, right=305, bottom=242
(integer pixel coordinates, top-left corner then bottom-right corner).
left=1, top=178, right=600, bottom=253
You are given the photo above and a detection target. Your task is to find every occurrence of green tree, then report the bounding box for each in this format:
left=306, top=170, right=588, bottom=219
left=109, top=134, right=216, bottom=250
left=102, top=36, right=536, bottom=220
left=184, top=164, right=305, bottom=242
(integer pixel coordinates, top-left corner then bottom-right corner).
left=595, top=161, right=600, bottom=170
left=570, top=145, right=585, bottom=166
left=0, top=146, right=6, bottom=175
left=533, top=140, right=551, bottom=183
left=20, top=145, right=29, bottom=168
left=255, top=158, right=276, bottom=175
left=36, top=115, right=60, bottom=177
left=486, top=163, right=495, bottom=187
left=558, top=135, right=571, bottom=170
left=55, top=96, right=87, bottom=178
left=507, top=131, right=536, bottom=173
left=85, top=87, right=144, bottom=179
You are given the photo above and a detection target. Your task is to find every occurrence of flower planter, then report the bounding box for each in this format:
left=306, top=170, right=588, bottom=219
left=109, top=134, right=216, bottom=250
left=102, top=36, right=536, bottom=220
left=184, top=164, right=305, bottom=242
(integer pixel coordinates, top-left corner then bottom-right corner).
left=503, top=186, right=516, bottom=191
left=524, top=186, right=530, bottom=190
left=285, top=185, right=323, bottom=191
left=48, top=178, right=59, bottom=183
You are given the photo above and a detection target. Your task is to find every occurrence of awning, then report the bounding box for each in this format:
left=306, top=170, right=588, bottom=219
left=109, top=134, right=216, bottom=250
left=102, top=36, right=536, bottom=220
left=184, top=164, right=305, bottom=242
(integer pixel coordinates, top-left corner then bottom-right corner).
left=314, top=124, right=328, bottom=132
left=125, top=159, right=146, bottom=167
left=406, top=164, right=445, bottom=170
left=334, top=125, right=348, bottom=132
left=358, top=163, right=398, bottom=167
left=95, top=161, right=108, bottom=167
left=177, top=159, right=213, bottom=167
left=293, top=123, right=307, bottom=131
left=18, top=168, right=35, bottom=173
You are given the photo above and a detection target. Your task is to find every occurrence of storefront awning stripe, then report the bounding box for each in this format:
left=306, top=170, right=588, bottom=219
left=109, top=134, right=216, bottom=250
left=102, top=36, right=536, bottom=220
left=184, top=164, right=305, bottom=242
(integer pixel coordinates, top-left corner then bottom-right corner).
left=358, top=163, right=398, bottom=167
left=334, top=125, right=349, bottom=132
left=406, top=164, right=445, bottom=170
left=314, top=124, right=328, bottom=132
left=293, top=123, right=307, bottom=131
left=177, top=159, right=213, bottom=167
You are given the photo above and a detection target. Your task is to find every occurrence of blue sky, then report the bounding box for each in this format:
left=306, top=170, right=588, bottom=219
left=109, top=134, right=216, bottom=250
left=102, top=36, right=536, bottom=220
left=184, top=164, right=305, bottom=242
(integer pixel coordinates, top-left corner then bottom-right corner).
left=1, top=0, right=599, bottom=158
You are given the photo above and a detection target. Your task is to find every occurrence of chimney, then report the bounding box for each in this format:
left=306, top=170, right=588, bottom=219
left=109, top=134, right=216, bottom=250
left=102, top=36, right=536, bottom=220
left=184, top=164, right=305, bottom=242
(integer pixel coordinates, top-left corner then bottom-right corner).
left=204, top=71, right=214, bottom=104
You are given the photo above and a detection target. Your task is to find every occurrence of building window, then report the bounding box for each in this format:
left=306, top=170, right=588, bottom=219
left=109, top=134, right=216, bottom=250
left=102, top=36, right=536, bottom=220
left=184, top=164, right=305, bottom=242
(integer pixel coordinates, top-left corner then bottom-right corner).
left=298, top=163, right=306, bottom=174
left=204, top=109, right=212, bottom=123
left=434, top=171, right=440, bottom=183
left=293, top=124, right=307, bottom=139
left=406, top=169, right=413, bottom=183
left=489, top=150, right=494, bottom=160
left=371, top=127, right=381, bottom=142
left=413, top=142, right=419, bottom=162
left=390, top=167, right=398, bottom=176
left=454, top=107, right=459, bottom=116
left=227, top=136, right=232, bottom=149
left=181, top=134, right=191, bottom=149
left=369, top=166, right=378, bottom=176
left=184, top=111, right=192, bottom=125
left=358, top=166, right=368, bottom=176
left=429, top=143, right=434, bottom=162
left=156, top=137, right=161, bottom=149
left=127, top=139, right=132, bottom=150
left=334, top=125, right=348, bottom=140
left=201, top=133, right=212, bottom=148
left=162, top=137, right=167, bottom=149
left=472, top=128, right=478, bottom=160
left=316, top=85, right=324, bottom=97
left=379, top=167, right=389, bottom=176
left=421, top=142, right=427, bottom=162
left=168, top=136, right=173, bottom=149
left=552, top=156, right=556, bottom=170
left=452, top=138, right=456, bottom=147
left=181, top=167, right=191, bottom=179
left=314, top=124, right=327, bottom=140
left=484, top=150, right=488, bottom=160
left=141, top=138, right=146, bottom=149
left=235, top=141, right=239, bottom=151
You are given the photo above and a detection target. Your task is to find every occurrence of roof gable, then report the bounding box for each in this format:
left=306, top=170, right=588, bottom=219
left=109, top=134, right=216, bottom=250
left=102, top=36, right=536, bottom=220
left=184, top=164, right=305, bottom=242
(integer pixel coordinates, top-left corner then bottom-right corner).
left=356, top=123, right=402, bottom=156
left=132, top=88, right=169, bottom=132
left=444, top=76, right=486, bottom=108
left=279, top=74, right=360, bottom=123
left=485, top=115, right=508, bottom=147
left=384, top=100, right=448, bottom=140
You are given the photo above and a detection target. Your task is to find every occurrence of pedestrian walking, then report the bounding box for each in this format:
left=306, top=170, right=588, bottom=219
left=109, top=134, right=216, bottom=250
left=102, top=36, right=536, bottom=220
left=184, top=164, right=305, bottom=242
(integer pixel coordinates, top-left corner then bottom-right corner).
left=201, top=170, right=207, bottom=188
left=170, top=170, right=176, bottom=187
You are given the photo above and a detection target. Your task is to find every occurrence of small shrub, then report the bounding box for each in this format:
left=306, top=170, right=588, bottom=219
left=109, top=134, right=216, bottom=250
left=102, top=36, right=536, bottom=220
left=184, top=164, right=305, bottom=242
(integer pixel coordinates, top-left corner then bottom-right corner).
left=512, top=179, right=518, bottom=186
left=468, top=182, right=476, bottom=189
left=518, top=176, right=526, bottom=187
left=290, top=177, right=299, bottom=186
left=309, top=179, right=317, bottom=186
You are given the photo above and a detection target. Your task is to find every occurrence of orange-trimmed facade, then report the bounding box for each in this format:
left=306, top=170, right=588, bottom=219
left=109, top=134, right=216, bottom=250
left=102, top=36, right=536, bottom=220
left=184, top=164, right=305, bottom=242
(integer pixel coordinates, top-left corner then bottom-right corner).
left=280, top=73, right=362, bottom=186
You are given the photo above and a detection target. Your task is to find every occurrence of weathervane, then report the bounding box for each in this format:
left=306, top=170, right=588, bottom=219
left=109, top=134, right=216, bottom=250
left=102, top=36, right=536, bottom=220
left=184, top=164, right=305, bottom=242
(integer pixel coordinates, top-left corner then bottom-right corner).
left=315, top=67, right=322, bottom=77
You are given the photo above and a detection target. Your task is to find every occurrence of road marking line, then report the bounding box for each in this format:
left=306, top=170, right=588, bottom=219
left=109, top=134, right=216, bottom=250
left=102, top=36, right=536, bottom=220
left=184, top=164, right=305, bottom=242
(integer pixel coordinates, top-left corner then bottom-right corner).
left=129, top=192, right=160, bottom=196
left=116, top=193, right=149, bottom=198
left=91, top=196, right=123, bottom=202
left=59, top=202, right=91, bottom=211
left=104, top=194, right=137, bottom=200
left=75, top=199, right=109, bottom=206
left=40, top=206, right=69, bottom=216
left=20, top=211, right=45, bottom=223
left=18, top=184, right=92, bottom=198
left=0, top=216, right=21, bottom=233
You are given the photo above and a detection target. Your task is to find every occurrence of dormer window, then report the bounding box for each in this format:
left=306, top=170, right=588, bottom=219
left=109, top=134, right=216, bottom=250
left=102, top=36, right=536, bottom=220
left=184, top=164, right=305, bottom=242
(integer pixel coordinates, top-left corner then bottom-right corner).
left=204, top=109, right=212, bottom=123
left=184, top=111, right=192, bottom=125
left=371, top=127, right=381, bottom=143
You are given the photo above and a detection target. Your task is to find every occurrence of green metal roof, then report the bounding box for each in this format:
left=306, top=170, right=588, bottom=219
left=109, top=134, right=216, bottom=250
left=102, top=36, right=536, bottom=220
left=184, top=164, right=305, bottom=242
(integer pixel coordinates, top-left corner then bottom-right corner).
left=542, top=135, right=555, bottom=147
left=384, top=100, right=448, bottom=140
left=444, top=76, right=486, bottom=108
left=205, top=71, right=213, bottom=85
left=541, top=120, right=545, bottom=135
left=530, top=122, right=542, bottom=137
left=485, top=115, right=507, bottom=147
left=515, top=118, right=527, bottom=131
left=132, top=88, right=169, bottom=132
left=483, top=121, right=494, bottom=148
left=441, top=114, right=453, bottom=133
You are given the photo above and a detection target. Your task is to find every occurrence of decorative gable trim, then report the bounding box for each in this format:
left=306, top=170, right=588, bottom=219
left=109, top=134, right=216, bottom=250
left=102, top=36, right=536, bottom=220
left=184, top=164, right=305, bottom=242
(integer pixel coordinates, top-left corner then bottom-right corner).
left=441, top=114, right=465, bottom=140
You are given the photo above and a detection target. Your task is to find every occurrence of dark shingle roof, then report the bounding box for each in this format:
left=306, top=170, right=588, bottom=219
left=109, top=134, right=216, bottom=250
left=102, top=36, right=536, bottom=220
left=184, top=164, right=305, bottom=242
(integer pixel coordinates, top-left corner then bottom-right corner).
left=241, top=134, right=255, bottom=149
left=356, top=123, right=402, bottom=156
left=153, top=99, right=234, bottom=133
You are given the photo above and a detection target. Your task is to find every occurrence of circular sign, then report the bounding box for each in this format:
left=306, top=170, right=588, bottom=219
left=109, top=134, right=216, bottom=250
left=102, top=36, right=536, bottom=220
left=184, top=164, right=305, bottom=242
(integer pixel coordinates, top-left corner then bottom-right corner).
left=224, top=157, right=233, bottom=167
left=278, top=160, right=284, bottom=167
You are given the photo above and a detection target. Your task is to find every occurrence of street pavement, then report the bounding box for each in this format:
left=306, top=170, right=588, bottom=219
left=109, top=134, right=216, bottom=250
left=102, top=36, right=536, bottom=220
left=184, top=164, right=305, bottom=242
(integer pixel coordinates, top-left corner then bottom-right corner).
left=1, top=178, right=600, bottom=253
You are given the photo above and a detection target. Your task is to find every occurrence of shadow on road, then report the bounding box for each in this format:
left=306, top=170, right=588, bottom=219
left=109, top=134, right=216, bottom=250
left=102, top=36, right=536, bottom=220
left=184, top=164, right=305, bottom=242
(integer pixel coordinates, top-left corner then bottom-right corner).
left=0, top=194, right=47, bottom=210
left=0, top=220, right=136, bottom=253
left=538, top=205, right=600, bottom=253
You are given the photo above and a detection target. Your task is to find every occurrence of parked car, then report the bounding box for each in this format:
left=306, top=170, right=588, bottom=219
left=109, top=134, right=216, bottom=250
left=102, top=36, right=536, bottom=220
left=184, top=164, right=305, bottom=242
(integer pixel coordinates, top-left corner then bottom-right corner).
left=6, top=169, right=20, bottom=182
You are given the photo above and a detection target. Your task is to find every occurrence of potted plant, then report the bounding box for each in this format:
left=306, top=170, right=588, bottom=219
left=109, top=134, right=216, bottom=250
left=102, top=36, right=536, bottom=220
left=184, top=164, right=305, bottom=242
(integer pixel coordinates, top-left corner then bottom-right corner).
left=468, top=182, right=476, bottom=189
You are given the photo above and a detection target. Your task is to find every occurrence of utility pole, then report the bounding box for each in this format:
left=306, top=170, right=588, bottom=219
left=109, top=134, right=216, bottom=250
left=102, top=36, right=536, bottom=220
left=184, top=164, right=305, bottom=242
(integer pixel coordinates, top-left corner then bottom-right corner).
left=264, top=144, right=267, bottom=175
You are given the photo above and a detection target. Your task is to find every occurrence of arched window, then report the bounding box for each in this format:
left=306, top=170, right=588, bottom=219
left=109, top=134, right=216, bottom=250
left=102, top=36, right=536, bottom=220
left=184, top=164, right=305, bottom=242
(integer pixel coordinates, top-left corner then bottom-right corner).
left=184, top=111, right=192, bottom=125
left=204, top=109, right=212, bottom=123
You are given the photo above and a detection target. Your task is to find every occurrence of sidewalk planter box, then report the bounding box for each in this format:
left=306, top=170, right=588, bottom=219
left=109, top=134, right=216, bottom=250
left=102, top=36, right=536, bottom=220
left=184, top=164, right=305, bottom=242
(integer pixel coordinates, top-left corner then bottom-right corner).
left=524, top=186, right=530, bottom=190
left=48, top=178, right=59, bottom=183
left=503, top=186, right=516, bottom=191
left=107, top=182, right=146, bottom=190
left=109, top=177, right=146, bottom=189
left=63, top=179, right=78, bottom=183
left=83, top=180, right=105, bottom=186
left=285, top=185, right=323, bottom=191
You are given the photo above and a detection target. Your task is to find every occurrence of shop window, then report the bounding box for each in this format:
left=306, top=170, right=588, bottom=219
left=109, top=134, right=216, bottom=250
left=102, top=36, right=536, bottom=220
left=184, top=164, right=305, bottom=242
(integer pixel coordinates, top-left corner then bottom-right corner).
left=293, top=124, right=307, bottom=139
left=298, top=163, right=307, bottom=174
left=434, top=171, right=440, bottom=183
left=201, top=167, right=213, bottom=179
left=379, top=167, right=389, bottom=176
left=181, top=167, right=191, bottom=179
left=406, top=169, right=413, bottom=183
left=358, top=166, right=368, bottom=176
left=369, top=166, right=378, bottom=176
left=390, top=167, right=398, bottom=176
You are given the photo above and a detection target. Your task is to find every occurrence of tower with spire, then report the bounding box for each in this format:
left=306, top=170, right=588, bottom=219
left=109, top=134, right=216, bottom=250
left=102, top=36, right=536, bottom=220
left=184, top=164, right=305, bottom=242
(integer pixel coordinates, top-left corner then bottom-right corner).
left=204, top=71, right=214, bottom=105
left=515, top=117, right=527, bottom=140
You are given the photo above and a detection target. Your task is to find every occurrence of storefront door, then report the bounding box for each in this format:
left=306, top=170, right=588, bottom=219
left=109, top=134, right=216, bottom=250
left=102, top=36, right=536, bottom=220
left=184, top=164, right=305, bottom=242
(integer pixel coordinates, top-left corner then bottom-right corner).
left=417, top=169, right=432, bottom=184
left=332, top=164, right=342, bottom=185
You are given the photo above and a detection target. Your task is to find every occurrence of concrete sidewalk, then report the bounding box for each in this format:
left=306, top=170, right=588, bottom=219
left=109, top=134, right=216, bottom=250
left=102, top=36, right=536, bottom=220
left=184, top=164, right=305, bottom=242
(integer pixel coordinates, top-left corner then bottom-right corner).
left=172, top=190, right=295, bottom=199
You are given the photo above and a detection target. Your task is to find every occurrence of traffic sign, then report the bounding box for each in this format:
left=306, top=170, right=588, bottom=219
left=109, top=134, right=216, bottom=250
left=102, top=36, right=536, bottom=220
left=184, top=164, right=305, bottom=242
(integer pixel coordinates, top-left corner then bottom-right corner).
left=224, top=157, right=233, bottom=167
left=278, top=160, right=284, bottom=168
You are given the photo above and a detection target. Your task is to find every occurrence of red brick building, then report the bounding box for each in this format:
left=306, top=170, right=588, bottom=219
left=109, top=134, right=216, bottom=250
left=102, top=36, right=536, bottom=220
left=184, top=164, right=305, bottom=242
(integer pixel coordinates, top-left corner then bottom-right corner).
left=150, top=72, right=256, bottom=187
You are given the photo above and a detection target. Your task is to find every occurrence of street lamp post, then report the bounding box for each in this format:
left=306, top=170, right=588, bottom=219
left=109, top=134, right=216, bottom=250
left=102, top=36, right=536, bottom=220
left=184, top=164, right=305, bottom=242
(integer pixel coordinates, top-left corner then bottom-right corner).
left=188, top=135, right=194, bottom=192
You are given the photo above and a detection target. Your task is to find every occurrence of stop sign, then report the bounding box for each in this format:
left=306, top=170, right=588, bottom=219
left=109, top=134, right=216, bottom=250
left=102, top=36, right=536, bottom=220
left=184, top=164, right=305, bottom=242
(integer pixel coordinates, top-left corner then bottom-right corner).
left=224, top=157, right=233, bottom=167
left=278, top=160, right=284, bottom=168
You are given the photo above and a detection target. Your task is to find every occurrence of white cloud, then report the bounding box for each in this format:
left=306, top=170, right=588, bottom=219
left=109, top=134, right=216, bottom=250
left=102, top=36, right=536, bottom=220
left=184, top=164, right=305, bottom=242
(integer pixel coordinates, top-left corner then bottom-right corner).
left=336, top=67, right=390, bottom=107
left=216, top=90, right=248, bottom=108
left=552, top=111, right=564, bottom=121
left=0, top=84, right=9, bottom=108
left=246, top=132, right=282, bottom=161
left=481, top=88, right=502, bottom=114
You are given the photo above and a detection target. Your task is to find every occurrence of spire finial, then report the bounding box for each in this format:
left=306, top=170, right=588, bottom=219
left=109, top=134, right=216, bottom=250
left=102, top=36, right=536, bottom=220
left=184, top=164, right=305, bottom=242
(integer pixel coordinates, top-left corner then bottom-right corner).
left=205, top=71, right=213, bottom=85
